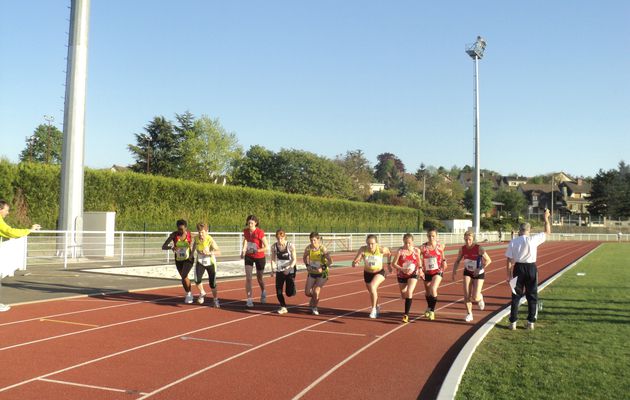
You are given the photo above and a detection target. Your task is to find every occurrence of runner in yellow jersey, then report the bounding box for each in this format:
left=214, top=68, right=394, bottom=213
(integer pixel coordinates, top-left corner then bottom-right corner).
left=303, top=232, right=333, bottom=315
left=352, top=234, right=392, bottom=319
left=192, top=223, right=222, bottom=308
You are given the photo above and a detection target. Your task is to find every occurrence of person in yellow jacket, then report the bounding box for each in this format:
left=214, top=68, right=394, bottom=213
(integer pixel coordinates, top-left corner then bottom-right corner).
left=0, top=199, right=41, bottom=312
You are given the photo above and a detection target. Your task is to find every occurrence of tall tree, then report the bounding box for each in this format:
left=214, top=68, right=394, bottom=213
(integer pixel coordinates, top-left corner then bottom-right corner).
left=494, top=188, right=527, bottom=218
left=19, top=124, right=63, bottom=164
left=374, top=152, right=405, bottom=189
left=334, top=149, right=374, bottom=199
left=231, top=145, right=276, bottom=190
left=588, top=161, right=630, bottom=218
left=463, top=179, right=495, bottom=215
left=128, top=116, right=180, bottom=176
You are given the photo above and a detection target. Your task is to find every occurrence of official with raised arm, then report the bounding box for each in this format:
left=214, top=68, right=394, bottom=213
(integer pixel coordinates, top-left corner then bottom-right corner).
left=505, top=209, right=551, bottom=330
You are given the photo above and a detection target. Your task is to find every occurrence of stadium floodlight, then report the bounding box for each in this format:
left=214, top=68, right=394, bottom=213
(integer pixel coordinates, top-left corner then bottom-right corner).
left=466, top=36, right=486, bottom=235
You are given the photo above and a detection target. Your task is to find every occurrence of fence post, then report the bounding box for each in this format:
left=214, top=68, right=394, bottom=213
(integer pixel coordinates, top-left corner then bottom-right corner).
left=64, top=231, right=68, bottom=269
left=120, top=232, right=125, bottom=266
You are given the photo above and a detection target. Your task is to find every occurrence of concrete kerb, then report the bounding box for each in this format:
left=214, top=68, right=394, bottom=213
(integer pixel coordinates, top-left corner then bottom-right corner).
left=436, top=244, right=601, bottom=400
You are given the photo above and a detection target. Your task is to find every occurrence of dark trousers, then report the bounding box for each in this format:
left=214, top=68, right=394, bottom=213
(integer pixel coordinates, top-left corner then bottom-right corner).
left=275, top=271, right=296, bottom=307
left=510, top=262, right=538, bottom=323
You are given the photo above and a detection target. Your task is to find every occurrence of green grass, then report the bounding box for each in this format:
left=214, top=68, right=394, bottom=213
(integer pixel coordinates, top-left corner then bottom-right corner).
left=456, top=243, right=630, bottom=400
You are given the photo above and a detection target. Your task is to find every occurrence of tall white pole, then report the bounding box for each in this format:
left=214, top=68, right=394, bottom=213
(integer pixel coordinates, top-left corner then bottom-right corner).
left=59, top=0, right=90, bottom=250
left=473, top=55, right=481, bottom=235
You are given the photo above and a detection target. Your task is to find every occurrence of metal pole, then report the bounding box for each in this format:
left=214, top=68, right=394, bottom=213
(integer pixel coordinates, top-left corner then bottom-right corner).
left=473, top=55, right=481, bottom=236
left=59, top=0, right=90, bottom=250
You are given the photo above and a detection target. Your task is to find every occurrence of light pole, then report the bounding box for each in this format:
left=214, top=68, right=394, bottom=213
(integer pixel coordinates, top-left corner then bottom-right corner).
left=146, top=135, right=152, bottom=174
left=44, top=115, right=54, bottom=164
left=420, top=163, right=426, bottom=202
left=466, top=36, right=486, bottom=236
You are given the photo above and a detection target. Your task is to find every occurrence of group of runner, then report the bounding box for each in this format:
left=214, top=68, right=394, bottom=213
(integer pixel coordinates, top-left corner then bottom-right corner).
left=162, top=215, right=492, bottom=323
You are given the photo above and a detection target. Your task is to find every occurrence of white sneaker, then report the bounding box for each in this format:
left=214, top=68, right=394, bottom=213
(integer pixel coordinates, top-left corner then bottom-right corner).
left=260, top=290, right=267, bottom=304
left=277, top=307, right=288, bottom=314
left=369, top=307, right=378, bottom=319
left=527, top=321, right=535, bottom=330
left=213, top=298, right=221, bottom=308
left=465, top=313, right=474, bottom=322
left=478, top=295, right=485, bottom=311
left=197, top=292, right=206, bottom=304
left=184, top=292, right=193, bottom=304
left=246, top=298, right=254, bottom=308
left=0, top=303, right=10, bottom=312
left=509, top=321, right=517, bottom=330
left=311, top=307, right=319, bottom=315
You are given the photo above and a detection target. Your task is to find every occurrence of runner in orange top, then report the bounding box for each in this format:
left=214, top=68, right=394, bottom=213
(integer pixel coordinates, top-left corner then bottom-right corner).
left=419, top=228, right=447, bottom=320
left=240, top=215, right=269, bottom=308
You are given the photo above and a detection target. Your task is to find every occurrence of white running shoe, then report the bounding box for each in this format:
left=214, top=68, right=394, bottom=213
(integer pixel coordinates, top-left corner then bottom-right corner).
left=213, top=298, right=221, bottom=308
left=0, top=303, right=10, bottom=312
left=277, top=307, right=288, bottom=314
left=260, top=290, right=267, bottom=304
left=465, top=313, right=474, bottom=322
left=184, top=292, right=193, bottom=304
left=246, top=298, right=254, bottom=308
left=369, top=307, right=378, bottom=319
left=509, top=321, right=517, bottom=330
left=197, top=292, right=206, bottom=304
left=527, top=321, right=535, bottom=330
left=478, top=295, right=485, bottom=311
left=311, top=307, right=319, bottom=315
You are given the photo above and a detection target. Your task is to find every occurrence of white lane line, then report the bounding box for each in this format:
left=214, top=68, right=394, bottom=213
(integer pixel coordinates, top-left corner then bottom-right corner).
left=304, top=329, right=372, bottom=337
left=39, top=319, right=100, bottom=328
left=38, top=378, right=148, bottom=395
left=180, top=336, right=253, bottom=347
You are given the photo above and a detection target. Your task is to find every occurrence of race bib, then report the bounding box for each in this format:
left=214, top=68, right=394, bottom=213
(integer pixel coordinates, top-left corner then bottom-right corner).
left=309, top=261, right=323, bottom=273
left=276, top=259, right=291, bottom=271
left=246, top=242, right=258, bottom=254
left=175, top=247, right=189, bottom=260
left=425, top=257, right=438, bottom=271
left=199, top=255, right=212, bottom=266
left=402, top=261, right=416, bottom=274
left=365, top=255, right=383, bottom=272
left=464, top=259, right=477, bottom=272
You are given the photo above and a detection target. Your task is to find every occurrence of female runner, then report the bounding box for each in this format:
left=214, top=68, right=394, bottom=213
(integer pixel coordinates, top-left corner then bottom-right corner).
left=192, top=222, right=222, bottom=307
left=303, top=232, right=333, bottom=315
left=240, top=215, right=269, bottom=307
left=271, top=229, right=297, bottom=314
left=452, top=230, right=491, bottom=322
left=390, top=233, right=425, bottom=323
left=420, top=228, right=447, bottom=320
left=351, top=234, right=392, bottom=319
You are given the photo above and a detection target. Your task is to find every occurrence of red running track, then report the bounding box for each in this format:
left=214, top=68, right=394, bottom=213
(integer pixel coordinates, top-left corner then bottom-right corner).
left=0, top=241, right=599, bottom=400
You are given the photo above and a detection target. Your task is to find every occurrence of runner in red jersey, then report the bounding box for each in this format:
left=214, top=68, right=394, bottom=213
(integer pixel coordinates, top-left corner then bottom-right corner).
left=240, top=215, right=269, bottom=308
left=452, top=231, right=492, bottom=322
left=419, top=228, right=447, bottom=320
left=390, top=233, right=425, bottom=323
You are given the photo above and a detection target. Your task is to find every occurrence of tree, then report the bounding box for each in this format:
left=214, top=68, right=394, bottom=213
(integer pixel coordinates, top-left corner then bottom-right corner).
left=231, top=145, right=276, bottom=190
left=19, top=124, right=63, bottom=164
left=494, top=188, right=527, bottom=218
left=374, top=153, right=405, bottom=189
left=463, top=179, right=495, bottom=215
left=128, top=116, right=180, bottom=176
left=588, top=161, right=630, bottom=218
left=334, top=150, right=374, bottom=200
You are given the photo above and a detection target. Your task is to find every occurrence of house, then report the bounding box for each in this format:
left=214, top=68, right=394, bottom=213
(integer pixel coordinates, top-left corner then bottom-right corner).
left=558, top=179, right=591, bottom=215
left=369, top=183, right=385, bottom=194
left=518, top=183, right=560, bottom=218
left=501, top=175, right=528, bottom=189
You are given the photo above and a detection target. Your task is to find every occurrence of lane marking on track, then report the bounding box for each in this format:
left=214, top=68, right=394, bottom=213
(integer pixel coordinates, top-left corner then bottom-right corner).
left=304, top=329, right=379, bottom=338
left=180, top=336, right=253, bottom=347
left=39, top=319, right=100, bottom=328
left=38, top=378, right=148, bottom=395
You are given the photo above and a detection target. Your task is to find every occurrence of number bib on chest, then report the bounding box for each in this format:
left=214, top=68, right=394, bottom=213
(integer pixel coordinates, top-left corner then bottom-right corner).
left=175, top=247, right=189, bottom=261
left=425, top=257, right=439, bottom=271
left=246, top=242, right=258, bottom=254
left=464, top=259, right=477, bottom=272
left=364, top=255, right=383, bottom=272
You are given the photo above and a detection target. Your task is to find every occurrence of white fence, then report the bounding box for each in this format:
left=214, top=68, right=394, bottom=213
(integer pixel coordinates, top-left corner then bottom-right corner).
left=7, top=230, right=627, bottom=270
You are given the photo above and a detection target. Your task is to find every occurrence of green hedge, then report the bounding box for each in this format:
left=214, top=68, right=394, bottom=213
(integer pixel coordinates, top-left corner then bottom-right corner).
left=1, top=160, right=423, bottom=232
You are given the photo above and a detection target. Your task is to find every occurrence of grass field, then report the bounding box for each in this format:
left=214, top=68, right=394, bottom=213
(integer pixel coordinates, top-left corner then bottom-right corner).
left=456, top=243, right=630, bottom=400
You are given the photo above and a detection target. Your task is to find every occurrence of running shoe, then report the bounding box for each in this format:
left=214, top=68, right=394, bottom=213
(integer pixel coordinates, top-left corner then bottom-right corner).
left=509, top=321, right=517, bottom=330
left=277, top=307, right=288, bottom=314
left=246, top=298, right=254, bottom=308
left=402, top=314, right=409, bottom=323
left=197, top=292, right=206, bottom=304
left=311, top=307, right=319, bottom=316
left=213, top=298, right=221, bottom=308
left=465, top=313, right=474, bottom=322
left=369, top=307, right=378, bottom=319
left=428, top=311, right=435, bottom=321
left=478, top=295, right=485, bottom=311
left=527, top=321, right=535, bottom=330
left=260, top=290, right=267, bottom=304
left=424, top=309, right=431, bottom=318
left=0, top=303, right=10, bottom=312
left=184, top=292, right=193, bottom=304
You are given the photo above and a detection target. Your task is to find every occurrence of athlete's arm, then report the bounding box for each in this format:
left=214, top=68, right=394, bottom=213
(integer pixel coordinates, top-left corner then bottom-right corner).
left=452, top=248, right=464, bottom=279
left=161, top=233, right=174, bottom=251
left=351, top=246, right=365, bottom=268
left=480, top=247, right=491, bottom=268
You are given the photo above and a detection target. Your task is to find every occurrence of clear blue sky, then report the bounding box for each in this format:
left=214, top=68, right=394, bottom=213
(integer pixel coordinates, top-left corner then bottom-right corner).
left=1, top=0, right=628, bottom=178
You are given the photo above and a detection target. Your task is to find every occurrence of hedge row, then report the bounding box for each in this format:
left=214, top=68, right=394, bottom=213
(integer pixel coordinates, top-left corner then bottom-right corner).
left=1, top=160, right=423, bottom=232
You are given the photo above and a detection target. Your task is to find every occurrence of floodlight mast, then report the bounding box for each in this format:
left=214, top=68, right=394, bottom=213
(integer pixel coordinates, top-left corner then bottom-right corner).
left=466, top=36, right=486, bottom=236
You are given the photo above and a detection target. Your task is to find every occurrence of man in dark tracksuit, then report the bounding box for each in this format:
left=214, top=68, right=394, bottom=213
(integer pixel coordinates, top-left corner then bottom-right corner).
left=505, top=209, right=551, bottom=330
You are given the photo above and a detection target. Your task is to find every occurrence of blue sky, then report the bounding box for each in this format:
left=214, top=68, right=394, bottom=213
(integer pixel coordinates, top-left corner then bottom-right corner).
left=1, top=0, right=628, bottom=178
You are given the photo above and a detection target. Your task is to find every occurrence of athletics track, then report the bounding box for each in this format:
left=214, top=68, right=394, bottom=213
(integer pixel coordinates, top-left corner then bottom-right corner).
left=0, top=241, right=598, bottom=400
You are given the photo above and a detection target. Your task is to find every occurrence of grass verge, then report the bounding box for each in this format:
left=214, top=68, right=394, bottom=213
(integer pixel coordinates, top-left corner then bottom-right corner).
left=456, top=243, right=630, bottom=400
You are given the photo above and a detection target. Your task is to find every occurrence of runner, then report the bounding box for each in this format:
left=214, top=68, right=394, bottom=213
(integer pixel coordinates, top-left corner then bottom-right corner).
left=420, top=228, right=448, bottom=320
left=452, top=230, right=491, bottom=322
left=240, top=215, right=269, bottom=308
left=390, top=233, right=425, bottom=323
left=270, top=229, right=297, bottom=314
left=192, top=222, right=222, bottom=308
left=161, top=219, right=195, bottom=304
left=303, top=232, right=333, bottom=315
left=351, top=234, right=392, bottom=319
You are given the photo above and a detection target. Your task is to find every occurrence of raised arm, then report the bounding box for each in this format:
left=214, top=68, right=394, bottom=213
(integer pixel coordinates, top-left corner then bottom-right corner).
left=544, top=208, right=551, bottom=235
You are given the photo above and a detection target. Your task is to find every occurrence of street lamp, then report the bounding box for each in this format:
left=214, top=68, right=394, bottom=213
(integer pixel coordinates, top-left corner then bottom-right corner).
left=420, top=163, right=426, bottom=202
left=43, top=114, right=54, bottom=164
left=146, top=135, right=152, bottom=174
left=466, top=36, right=486, bottom=236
